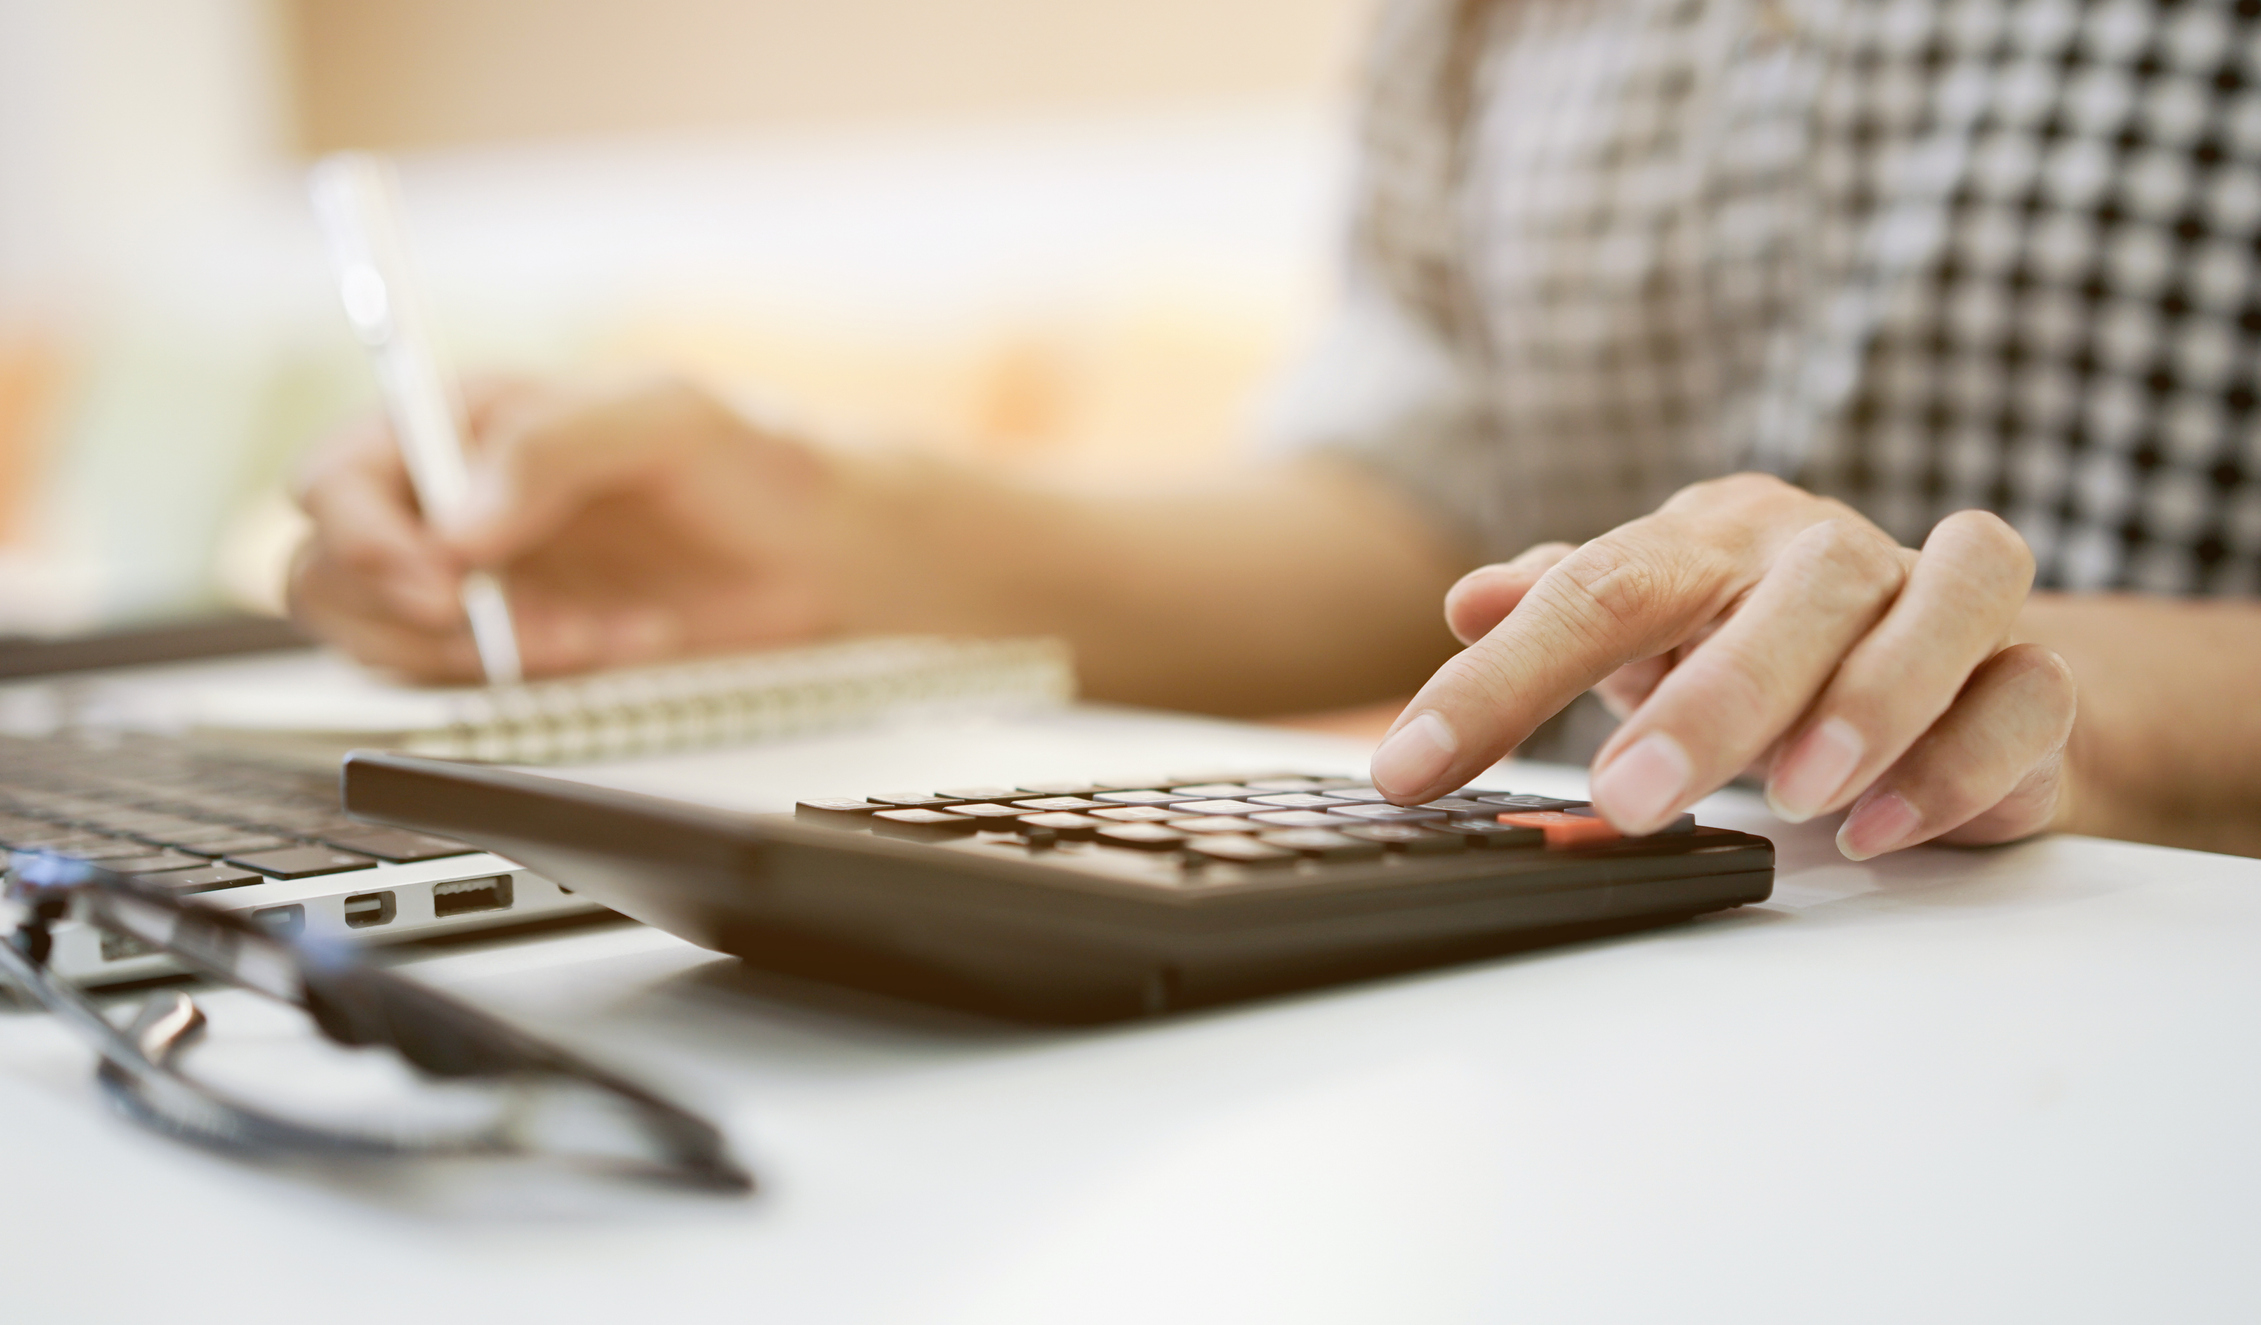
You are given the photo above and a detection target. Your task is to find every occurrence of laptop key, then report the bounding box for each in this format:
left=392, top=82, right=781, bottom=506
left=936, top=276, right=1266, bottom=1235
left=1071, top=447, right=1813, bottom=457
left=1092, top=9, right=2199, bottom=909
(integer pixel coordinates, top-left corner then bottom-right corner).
left=103, top=851, right=217, bottom=874
left=318, top=828, right=479, bottom=862
left=223, top=846, right=379, bottom=879
left=139, top=865, right=265, bottom=894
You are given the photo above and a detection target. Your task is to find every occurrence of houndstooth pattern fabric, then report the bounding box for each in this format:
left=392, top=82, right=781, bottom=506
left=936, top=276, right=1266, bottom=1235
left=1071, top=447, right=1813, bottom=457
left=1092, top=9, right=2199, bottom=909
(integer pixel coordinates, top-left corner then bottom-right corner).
left=1279, top=0, right=2261, bottom=595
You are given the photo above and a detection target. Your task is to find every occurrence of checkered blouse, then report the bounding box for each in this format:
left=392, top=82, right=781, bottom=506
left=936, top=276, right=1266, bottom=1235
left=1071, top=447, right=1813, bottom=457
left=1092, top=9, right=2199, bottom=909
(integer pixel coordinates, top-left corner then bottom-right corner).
left=1277, top=0, right=2261, bottom=595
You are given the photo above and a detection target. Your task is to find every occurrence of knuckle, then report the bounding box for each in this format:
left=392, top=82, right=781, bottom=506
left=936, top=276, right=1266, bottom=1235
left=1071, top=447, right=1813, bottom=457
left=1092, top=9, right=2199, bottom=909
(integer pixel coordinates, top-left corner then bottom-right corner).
left=1934, top=509, right=2037, bottom=584
left=1547, top=540, right=1672, bottom=647
left=1791, top=517, right=1906, bottom=596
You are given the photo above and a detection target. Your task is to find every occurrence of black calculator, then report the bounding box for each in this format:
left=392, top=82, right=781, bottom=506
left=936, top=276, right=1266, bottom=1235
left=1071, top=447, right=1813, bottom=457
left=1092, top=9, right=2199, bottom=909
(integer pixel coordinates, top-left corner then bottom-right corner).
left=342, top=753, right=1773, bottom=1022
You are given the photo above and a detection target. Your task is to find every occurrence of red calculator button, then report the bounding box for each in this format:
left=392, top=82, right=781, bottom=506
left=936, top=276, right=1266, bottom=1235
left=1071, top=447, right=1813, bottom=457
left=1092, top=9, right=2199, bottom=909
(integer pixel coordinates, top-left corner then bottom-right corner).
left=1496, top=810, right=1622, bottom=848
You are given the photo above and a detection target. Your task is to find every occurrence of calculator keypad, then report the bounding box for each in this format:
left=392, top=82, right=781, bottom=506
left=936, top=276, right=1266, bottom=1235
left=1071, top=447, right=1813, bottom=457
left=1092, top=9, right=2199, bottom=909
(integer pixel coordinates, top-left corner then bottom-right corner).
left=795, top=775, right=1707, bottom=893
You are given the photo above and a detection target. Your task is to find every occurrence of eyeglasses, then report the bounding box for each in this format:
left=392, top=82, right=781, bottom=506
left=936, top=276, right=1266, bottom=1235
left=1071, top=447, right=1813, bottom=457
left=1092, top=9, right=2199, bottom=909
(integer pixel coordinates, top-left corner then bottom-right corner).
left=1, top=851, right=750, bottom=1192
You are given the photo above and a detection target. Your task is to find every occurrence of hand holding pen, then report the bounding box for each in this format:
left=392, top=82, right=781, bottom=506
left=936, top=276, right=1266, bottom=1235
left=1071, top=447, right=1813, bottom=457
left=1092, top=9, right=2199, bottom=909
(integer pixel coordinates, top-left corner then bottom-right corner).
left=309, top=153, right=524, bottom=685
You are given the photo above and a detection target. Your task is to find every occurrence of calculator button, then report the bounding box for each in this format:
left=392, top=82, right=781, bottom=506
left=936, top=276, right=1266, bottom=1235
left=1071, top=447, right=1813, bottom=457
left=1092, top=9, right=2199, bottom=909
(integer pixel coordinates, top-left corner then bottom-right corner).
left=1566, top=807, right=1697, bottom=835
left=1170, top=799, right=1265, bottom=816
left=1014, top=782, right=1106, bottom=797
left=1327, top=804, right=1449, bottom=824
left=1257, top=828, right=1386, bottom=861
left=1247, top=809, right=1343, bottom=829
left=1496, top=811, right=1620, bottom=847
left=1095, top=823, right=1190, bottom=850
left=936, top=787, right=1025, bottom=802
left=1436, top=819, right=1546, bottom=849
left=1010, top=796, right=1107, bottom=812
left=938, top=802, right=1030, bottom=819
left=1184, top=835, right=1296, bottom=866
left=1241, top=777, right=1334, bottom=792
left=1169, top=816, right=1262, bottom=835
left=797, top=798, right=880, bottom=815
left=1093, top=790, right=1198, bottom=806
left=1247, top=793, right=1339, bottom=809
left=1421, top=797, right=1492, bottom=815
left=1338, top=824, right=1464, bottom=854
left=1168, top=783, right=1257, bottom=798
left=1319, top=788, right=1392, bottom=804
left=1017, top=812, right=1106, bottom=838
left=1090, top=805, right=1187, bottom=823
left=872, top=808, right=980, bottom=838
left=867, top=793, right=963, bottom=808
left=1476, top=794, right=1589, bottom=813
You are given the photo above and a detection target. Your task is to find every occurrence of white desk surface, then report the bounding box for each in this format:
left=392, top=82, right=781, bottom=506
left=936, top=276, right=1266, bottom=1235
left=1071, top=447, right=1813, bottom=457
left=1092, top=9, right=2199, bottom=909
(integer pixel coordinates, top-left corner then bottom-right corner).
left=5, top=706, right=2259, bottom=1324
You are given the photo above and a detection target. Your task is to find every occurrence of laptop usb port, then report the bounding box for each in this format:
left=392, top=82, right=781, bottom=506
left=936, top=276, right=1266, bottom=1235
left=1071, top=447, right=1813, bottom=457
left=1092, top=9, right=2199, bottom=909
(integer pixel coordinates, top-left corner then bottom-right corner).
left=342, top=892, right=396, bottom=928
left=432, top=875, right=513, bottom=918
left=253, top=905, right=305, bottom=938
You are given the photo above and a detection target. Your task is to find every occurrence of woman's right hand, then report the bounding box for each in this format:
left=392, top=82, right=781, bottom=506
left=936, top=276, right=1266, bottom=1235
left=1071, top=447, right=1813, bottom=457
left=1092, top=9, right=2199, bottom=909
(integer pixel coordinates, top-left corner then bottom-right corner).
left=289, top=375, right=896, bottom=682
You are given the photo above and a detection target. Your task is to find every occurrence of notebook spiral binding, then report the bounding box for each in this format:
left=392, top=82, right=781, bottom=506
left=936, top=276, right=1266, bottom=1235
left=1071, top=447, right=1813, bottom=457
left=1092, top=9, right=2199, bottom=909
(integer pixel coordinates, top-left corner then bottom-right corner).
left=402, top=636, right=1075, bottom=764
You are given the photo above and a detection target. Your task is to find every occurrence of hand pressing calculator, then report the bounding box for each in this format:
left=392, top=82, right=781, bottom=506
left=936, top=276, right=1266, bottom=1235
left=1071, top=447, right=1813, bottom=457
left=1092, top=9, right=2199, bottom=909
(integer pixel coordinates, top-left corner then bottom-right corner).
left=342, top=754, right=1773, bottom=1022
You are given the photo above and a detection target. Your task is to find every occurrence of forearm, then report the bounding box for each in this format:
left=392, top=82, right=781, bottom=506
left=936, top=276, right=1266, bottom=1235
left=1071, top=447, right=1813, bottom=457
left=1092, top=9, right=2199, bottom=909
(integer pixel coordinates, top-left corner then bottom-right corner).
left=2017, top=593, right=2261, bottom=856
left=844, top=453, right=1470, bottom=714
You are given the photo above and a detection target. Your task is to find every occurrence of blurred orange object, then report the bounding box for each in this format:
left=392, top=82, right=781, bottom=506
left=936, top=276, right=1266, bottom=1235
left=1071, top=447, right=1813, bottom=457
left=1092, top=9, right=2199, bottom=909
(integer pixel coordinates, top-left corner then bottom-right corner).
left=0, top=334, right=66, bottom=547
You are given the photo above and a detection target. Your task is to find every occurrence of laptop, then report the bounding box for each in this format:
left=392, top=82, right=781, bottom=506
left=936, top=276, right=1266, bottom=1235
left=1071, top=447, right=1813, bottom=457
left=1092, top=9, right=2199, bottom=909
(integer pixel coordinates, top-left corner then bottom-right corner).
left=0, top=614, right=600, bottom=984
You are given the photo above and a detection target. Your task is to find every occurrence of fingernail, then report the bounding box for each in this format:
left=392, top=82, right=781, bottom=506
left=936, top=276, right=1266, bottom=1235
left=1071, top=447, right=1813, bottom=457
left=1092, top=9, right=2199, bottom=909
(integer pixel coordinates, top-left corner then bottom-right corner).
left=1372, top=711, right=1459, bottom=800
left=1590, top=731, right=1692, bottom=834
left=1838, top=792, right=1921, bottom=861
left=1766, top=716, right=1866, bottom=823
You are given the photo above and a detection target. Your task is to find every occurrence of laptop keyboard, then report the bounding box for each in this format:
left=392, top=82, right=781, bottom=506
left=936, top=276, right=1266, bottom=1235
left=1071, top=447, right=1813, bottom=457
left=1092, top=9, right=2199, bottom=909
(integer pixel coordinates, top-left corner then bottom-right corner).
left=0, top=731, right=475, bottom=892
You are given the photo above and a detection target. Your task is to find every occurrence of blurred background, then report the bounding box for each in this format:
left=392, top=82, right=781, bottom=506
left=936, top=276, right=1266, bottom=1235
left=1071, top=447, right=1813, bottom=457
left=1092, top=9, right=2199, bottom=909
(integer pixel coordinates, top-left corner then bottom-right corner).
left=0, top=0, right=1371, bottom=636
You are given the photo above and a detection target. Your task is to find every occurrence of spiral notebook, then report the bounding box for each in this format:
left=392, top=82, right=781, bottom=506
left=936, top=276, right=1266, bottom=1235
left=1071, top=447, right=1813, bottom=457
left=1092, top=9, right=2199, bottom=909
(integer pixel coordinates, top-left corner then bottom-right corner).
left=161, top=635, right=1076, bottom=765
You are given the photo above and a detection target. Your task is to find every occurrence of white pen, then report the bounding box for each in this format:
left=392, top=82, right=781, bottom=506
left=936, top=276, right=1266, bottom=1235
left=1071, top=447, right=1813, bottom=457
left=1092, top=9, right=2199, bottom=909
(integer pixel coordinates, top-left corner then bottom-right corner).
left=308, top=152, right=524, bottom=686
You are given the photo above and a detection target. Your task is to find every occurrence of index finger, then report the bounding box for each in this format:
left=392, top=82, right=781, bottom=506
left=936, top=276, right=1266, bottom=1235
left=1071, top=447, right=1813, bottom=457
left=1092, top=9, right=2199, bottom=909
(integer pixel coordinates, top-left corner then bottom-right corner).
left=1369, top=527, right=1743, bottom=802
